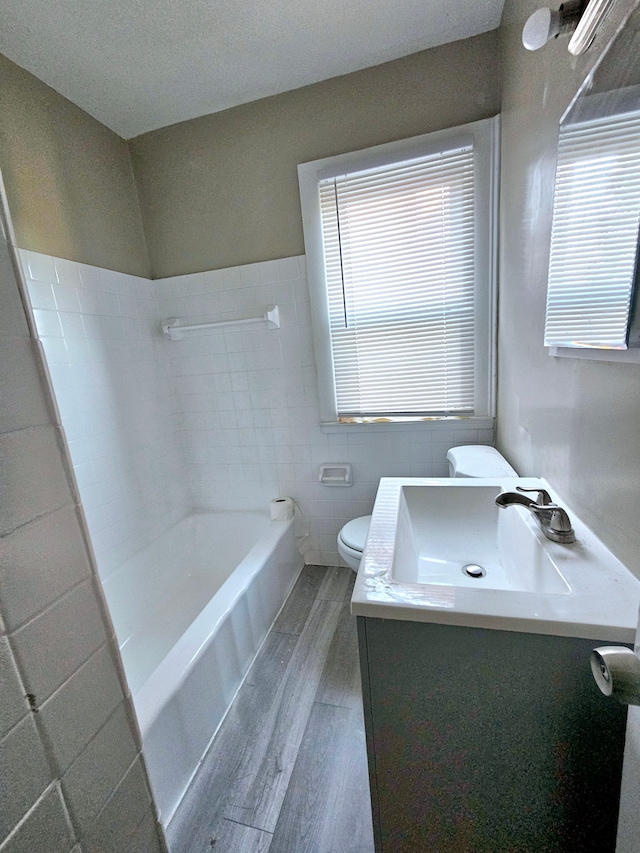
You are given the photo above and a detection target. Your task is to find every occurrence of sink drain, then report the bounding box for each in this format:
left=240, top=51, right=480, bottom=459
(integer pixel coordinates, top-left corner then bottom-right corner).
left=462, top=564, right=487, bottom=579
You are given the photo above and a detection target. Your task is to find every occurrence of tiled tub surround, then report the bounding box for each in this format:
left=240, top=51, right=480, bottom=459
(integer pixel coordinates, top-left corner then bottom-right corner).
left=23, top=249, right=494, bottom=570
left=20, top=248, right=305, bottom=830
left=20, top=250, right=190, bottom=581
left=1, top=237, right=162, bottom=846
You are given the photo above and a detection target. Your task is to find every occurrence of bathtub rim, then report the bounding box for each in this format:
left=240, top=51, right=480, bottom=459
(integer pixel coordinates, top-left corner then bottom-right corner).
left=134, top=514, right=297, bottom=738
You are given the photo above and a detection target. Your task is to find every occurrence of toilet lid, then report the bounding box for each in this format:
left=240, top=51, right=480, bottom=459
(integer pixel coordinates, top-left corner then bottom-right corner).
left=340, top=515, right=372, bottom=552
left=447, top=445, right=518, bottom=478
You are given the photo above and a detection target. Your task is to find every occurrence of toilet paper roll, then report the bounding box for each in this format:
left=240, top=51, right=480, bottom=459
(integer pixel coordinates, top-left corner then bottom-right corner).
left=591, top=646, right=640, bottom=706
left=270, top=497, right=295, bottom=522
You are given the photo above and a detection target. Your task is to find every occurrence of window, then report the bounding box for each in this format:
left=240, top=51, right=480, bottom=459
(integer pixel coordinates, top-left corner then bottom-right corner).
left=298, top=118, right=498, bottom=424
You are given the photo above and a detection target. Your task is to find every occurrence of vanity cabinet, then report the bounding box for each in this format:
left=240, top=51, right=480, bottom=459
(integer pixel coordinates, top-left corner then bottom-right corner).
left=357, top=616, right=628, bottom=853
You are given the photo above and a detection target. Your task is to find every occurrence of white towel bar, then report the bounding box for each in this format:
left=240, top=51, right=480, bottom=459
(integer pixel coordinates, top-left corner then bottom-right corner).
left=163, top=305, right=279, bottom=340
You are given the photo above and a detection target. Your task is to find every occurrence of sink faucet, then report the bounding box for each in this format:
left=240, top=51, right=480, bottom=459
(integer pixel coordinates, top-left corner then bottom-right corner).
left=495, top=487, right=576, bottom=544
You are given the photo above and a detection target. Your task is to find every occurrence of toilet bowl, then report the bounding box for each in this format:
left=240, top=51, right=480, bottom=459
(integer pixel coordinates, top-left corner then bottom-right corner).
left=337, top=515, right=372, bottom=571
left=337, top=445, right=517, bottom=572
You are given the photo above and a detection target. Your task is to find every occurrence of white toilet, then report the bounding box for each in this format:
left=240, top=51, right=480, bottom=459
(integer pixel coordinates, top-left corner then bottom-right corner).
left=336, top=445, right=518, bottom=572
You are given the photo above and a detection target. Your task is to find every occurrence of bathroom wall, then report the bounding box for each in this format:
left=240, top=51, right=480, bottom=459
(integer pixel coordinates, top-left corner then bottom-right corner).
left=0, top=198, right=163, bottom=851
left=0, top=54, right=149, bottom=277
left=18, top=249, right=190, bottom=581
left=129, top=30, right=501, bottom=277
left=497, top=0, right=640, bottom=577
left=157, top=257, right=495, bottom=565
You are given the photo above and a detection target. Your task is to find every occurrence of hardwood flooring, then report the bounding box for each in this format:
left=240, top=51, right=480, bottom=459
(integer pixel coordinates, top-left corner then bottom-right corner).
left=166, top=565, right=375, bottom=853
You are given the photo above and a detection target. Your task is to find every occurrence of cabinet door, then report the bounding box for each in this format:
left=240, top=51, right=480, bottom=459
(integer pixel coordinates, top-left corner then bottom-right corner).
left=358, top=617, right=627, bottom=853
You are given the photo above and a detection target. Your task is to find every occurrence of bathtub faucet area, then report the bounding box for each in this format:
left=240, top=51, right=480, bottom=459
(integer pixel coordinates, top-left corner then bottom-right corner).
left=495, top=487, right=575, bottom=544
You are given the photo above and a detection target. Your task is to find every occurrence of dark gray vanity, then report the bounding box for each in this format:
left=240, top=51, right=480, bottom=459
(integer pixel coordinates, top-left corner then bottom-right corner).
left=357, top=617, right=628, bottom=853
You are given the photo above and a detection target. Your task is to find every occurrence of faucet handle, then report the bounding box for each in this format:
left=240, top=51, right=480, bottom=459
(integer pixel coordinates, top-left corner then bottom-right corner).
left=530, top=503, right=576, bottom=542
left=516, top=486, right=553, bottom=506
left=546, top=506, right=574, bottom=535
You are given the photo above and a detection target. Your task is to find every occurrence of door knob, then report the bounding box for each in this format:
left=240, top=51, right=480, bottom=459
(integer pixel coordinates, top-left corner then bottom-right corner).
left=591, top=646, right=640, bottom=705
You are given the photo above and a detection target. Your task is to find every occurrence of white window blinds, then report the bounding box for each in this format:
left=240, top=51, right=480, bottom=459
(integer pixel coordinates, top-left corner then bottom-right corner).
left=318, top=144, right=476, bottom=417
left=544, top=109, right=640, bottom=349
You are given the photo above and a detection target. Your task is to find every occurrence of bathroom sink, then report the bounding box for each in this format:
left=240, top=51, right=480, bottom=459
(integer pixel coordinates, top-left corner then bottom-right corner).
left=392, top=483, right=570, bottom=594
left=351, top=477, right=640, bottom=642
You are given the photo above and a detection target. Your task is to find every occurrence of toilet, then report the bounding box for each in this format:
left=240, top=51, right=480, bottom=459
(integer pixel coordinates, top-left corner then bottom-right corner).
left=336, top=445, right=518, bottom=572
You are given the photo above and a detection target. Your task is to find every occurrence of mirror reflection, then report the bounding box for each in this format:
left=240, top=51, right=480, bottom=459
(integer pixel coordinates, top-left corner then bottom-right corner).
left=545, top=5, right=640, bottom=350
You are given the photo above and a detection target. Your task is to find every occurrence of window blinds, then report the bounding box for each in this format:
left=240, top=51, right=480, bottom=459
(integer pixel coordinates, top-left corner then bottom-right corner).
left=544, top=109, right=640, bottom=349
left=319, top=145, right=476, bottom=418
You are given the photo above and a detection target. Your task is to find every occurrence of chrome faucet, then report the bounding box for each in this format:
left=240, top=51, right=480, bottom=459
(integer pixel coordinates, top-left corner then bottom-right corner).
left=495, top=487, right=576, bottom=544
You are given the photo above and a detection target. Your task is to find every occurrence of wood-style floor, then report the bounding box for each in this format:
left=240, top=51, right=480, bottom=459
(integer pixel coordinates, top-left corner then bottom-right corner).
left=166, top=565, right=375, bottom=853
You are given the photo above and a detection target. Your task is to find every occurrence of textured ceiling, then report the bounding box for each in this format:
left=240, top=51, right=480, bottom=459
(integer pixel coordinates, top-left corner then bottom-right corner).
left=0, top=0, right=505, bottom=138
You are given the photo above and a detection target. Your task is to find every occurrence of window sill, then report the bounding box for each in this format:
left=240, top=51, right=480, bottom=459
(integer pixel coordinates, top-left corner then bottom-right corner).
left=320, top=416, right=495, bottom=434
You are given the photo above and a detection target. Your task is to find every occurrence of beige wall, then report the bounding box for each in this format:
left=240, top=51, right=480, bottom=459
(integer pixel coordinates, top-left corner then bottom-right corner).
left=129, top=31, right=501, bottom=278
left=0, top=54, right=149, bottom=277
left=497, top=0, right=640, bottom=576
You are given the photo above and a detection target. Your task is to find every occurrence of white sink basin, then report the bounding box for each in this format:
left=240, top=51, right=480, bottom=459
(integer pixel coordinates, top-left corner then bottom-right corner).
left=351, top=477, right=640, bottom=642
left=392, top=484, right=570, bottom=594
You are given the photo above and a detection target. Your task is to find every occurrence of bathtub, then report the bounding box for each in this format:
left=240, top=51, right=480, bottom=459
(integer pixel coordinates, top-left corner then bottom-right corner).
left=102, top=510, right=302, bottom=825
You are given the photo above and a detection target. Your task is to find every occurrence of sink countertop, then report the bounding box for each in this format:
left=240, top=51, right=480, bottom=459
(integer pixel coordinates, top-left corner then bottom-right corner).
left=351, top=477, right=640, bottom=643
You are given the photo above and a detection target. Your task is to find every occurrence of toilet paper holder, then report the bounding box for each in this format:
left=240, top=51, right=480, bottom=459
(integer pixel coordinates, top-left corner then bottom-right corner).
left=591, top=646, right=640, bottom=706
left=319, top=463, right=352, bottom=487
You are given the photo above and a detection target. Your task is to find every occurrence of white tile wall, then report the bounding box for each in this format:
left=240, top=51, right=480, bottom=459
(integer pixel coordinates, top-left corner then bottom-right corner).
left=81, top=758, right=152, bottom=853
left=61, top=704, right=139, bottom=834
left=0, top=506, right=93, bottom=631
left=0, top=786, right=75, bottom=853
left=11, top=580, right=108, bottom=703
left=0, top=639, right=28, bottom=737
left=0, top=715, right=52, bottom=841
left=0, top=426, right=73, bottom=536
left=157, top=256, right=495, bottom=565
left=20, top=250, right=190, bottom=580
left=38, top=644, right=130, bottom=775
left=0, top=224, right=164, bottom=852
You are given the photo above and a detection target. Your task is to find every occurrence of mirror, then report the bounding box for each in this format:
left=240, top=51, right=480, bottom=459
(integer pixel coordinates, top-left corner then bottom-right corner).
left=544, top=5, right=640, bottom=350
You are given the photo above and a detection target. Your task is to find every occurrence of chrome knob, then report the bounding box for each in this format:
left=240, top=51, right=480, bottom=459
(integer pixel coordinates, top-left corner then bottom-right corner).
left=516, top=486, right=553, bottom=506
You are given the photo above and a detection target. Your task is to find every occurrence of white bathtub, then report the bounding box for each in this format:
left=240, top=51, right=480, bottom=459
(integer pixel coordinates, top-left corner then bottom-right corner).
left=102, top=511, right=302, bottom=825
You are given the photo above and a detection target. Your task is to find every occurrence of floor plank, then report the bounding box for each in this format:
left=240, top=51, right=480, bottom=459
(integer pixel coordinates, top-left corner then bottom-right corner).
left=272, top=565, right=327, bottom=635
left=223, top=597, right=341, bottom=833
left=315, top=574, right=362, bottom=709
left=317, top=564, right=354, bottom=602
left=269, top=701, right=374, bottom=853
left=166, top=631, right=298, bottom=852
left=167, top=565, right=374, bottom=853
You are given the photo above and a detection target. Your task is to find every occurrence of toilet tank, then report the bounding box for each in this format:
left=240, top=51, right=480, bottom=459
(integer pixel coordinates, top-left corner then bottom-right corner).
left=446, top=445, right=518, bottom=478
